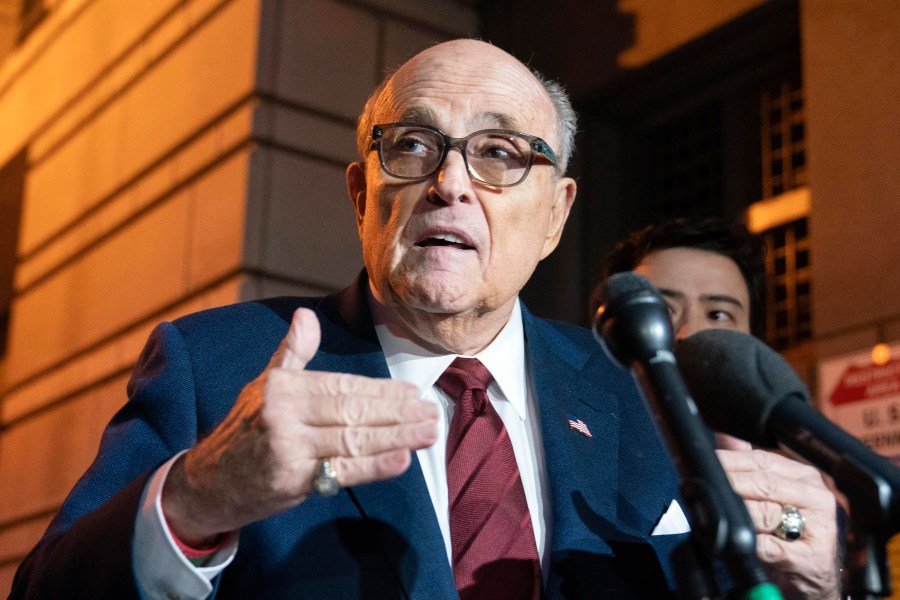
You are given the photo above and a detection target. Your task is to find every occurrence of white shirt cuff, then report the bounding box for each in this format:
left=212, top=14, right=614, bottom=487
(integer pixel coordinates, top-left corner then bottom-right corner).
left=133, top=451, right=239, bottom=600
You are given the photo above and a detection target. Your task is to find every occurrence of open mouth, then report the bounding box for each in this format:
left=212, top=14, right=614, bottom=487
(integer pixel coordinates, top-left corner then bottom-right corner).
left=415, top=233, right=475, bottom=250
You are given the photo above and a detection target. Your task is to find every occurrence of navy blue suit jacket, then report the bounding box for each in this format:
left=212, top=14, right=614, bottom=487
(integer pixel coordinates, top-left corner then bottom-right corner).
left=11, top=276, right=687, bottom=599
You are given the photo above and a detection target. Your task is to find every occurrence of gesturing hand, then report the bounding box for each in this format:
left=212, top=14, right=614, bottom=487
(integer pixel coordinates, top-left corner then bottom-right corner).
left=162, top=307, right=439, bottom=546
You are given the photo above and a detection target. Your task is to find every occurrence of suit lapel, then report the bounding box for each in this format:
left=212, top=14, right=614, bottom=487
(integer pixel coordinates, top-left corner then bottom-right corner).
left=523, top=308, right=675, bottom=547
left=306, top=278, right=457, bottom=599
left=524, top=310, right=684, bottom=598
left=523, top=311, right=622, bottom=550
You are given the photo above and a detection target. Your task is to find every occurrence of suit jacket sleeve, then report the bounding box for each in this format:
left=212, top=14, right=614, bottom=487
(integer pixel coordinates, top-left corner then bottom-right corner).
left=9, top=321, right=212, bottom=599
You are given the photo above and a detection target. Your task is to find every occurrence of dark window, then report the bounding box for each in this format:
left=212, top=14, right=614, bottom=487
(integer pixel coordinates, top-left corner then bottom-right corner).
left=761, top=77, right=806, bottom=198
left=635, top=104, right=724, bottom=219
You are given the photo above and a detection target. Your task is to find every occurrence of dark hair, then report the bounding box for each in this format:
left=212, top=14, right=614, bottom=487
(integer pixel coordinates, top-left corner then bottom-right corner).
left=591, top=217, right=767, bottom=337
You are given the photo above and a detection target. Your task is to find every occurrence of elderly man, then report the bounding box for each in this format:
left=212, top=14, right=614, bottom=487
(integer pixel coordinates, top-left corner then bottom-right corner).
left=13, top=42, right=834, bottom=599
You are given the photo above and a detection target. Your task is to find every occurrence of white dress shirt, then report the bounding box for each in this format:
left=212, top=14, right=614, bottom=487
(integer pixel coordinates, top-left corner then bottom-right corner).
left=370, top=295, right=552, bottom=570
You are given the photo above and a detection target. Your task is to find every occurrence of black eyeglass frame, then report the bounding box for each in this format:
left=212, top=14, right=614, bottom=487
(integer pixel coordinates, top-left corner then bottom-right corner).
left=369, top=122, right=560, bottom=188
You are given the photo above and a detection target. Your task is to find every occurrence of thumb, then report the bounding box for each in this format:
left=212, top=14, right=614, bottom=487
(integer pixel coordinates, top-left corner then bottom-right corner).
left=270, top=308, right=321, bottom=370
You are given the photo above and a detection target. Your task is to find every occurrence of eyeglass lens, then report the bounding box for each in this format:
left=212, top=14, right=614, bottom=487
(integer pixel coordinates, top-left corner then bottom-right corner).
left=378, top=126, right=534, bottom=186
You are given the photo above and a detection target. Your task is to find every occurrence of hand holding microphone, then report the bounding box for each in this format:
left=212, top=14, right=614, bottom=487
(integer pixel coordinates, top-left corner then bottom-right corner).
left=674, top=329, right=900, bottom=530
left=675, top=329, right=900, bottom=598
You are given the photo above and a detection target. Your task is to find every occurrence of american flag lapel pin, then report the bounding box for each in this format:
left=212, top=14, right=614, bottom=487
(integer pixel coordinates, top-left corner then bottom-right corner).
left=567, top=413, right=593, bottom=438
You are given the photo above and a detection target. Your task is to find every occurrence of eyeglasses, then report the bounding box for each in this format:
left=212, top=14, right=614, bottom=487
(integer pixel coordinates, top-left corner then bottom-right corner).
left=369, top=123, right=559, bottom=188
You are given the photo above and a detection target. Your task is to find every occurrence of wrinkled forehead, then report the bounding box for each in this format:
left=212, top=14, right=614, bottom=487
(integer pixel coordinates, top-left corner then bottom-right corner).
left=371, top=43, right=557, bottom=142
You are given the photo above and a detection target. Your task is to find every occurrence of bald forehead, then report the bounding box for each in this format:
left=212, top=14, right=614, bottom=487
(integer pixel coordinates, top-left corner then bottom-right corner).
left=372, top=41, right=556, bottom=140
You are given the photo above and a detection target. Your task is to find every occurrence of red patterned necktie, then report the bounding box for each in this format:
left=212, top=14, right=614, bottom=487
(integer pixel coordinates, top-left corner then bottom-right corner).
left=437, top=357, right=541, bottom=600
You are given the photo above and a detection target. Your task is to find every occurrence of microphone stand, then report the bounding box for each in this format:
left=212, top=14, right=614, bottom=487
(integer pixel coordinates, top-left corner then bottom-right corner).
left=630, top=359, right=781, bottom=600
left=826, top=458, right=898, bottom=599
left=671, top=538, right=722, bottom=600
left=844, top=523, right=889, bottom=600
left=594, top=277, right=782, bottom=600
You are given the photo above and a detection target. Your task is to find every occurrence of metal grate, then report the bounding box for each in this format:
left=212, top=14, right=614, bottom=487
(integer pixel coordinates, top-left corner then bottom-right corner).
left=635, top=104, right=723, bottom=219
left=761, top=216, right=812, bottom=350
left=761, top=78, right=806, bottom=198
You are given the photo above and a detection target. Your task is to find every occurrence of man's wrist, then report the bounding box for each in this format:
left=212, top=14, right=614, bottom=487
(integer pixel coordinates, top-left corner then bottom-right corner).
left=161, top=452, right=226, bottom=548
left=162, top=491, right=227, bottom=566
left=134, top=453, right=239, bottom=599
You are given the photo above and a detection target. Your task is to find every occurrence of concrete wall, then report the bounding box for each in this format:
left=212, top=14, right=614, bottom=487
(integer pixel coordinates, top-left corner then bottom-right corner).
left=0, top=0, right=18, bottom=60
left=0, top=0, right=475, bottom=591
left=802, top=1, right=900, bottom=359
left=0, top=3, right=259, bottom=588
left=801, top=6, right=900, bottom=589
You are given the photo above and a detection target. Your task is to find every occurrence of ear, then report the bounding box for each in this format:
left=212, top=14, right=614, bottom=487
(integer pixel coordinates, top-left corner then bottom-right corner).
left=346, top=162, right=367, bottom=231
left=539, top=176, right=577, bottom=259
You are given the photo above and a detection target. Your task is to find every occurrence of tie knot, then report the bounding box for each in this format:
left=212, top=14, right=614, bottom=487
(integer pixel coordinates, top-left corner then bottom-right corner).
left=436, top=357, right=493, bottom=411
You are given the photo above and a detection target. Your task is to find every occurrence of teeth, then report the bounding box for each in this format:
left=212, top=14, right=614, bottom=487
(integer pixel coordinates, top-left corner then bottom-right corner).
left=431, top=233, right=466, bottom=244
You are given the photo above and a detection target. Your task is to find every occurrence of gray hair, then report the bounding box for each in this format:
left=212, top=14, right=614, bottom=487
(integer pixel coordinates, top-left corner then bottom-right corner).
left=531, top=67, right=577, bottom=175
left=354, top=64, right=577, bottom=176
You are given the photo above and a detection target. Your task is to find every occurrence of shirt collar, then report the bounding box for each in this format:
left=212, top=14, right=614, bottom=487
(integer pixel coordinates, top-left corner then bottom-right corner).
left=367, top=285, right=529, bottom=421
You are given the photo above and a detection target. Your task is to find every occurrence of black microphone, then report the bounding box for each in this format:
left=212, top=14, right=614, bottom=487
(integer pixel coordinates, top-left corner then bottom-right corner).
left=594, top=272, right=775, bottom=599
left=675, top=328, right=900, bottom=598
left=674, top=328, right=900, bottom=531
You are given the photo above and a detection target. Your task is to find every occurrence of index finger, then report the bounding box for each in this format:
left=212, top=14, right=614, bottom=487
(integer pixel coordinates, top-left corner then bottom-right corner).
left=266, top=368, right=433, bottom=426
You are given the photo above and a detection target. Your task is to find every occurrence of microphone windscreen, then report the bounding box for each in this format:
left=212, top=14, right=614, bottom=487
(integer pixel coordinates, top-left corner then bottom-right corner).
left=595, top=272, right=657, bottom=309
left=593, top=272, right=673, bottom=365
left=674, top=329, right=810, bottom=447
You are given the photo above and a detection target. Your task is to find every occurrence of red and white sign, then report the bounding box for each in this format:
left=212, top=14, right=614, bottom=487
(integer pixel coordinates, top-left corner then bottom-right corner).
left=819, top=343, right=900, bottom=464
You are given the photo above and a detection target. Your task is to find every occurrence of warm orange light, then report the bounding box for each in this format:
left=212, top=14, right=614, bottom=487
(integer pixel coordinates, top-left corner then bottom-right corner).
left=871, top=343, right=891, bottom=366
left=746, top=188, right=811, bottom=233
